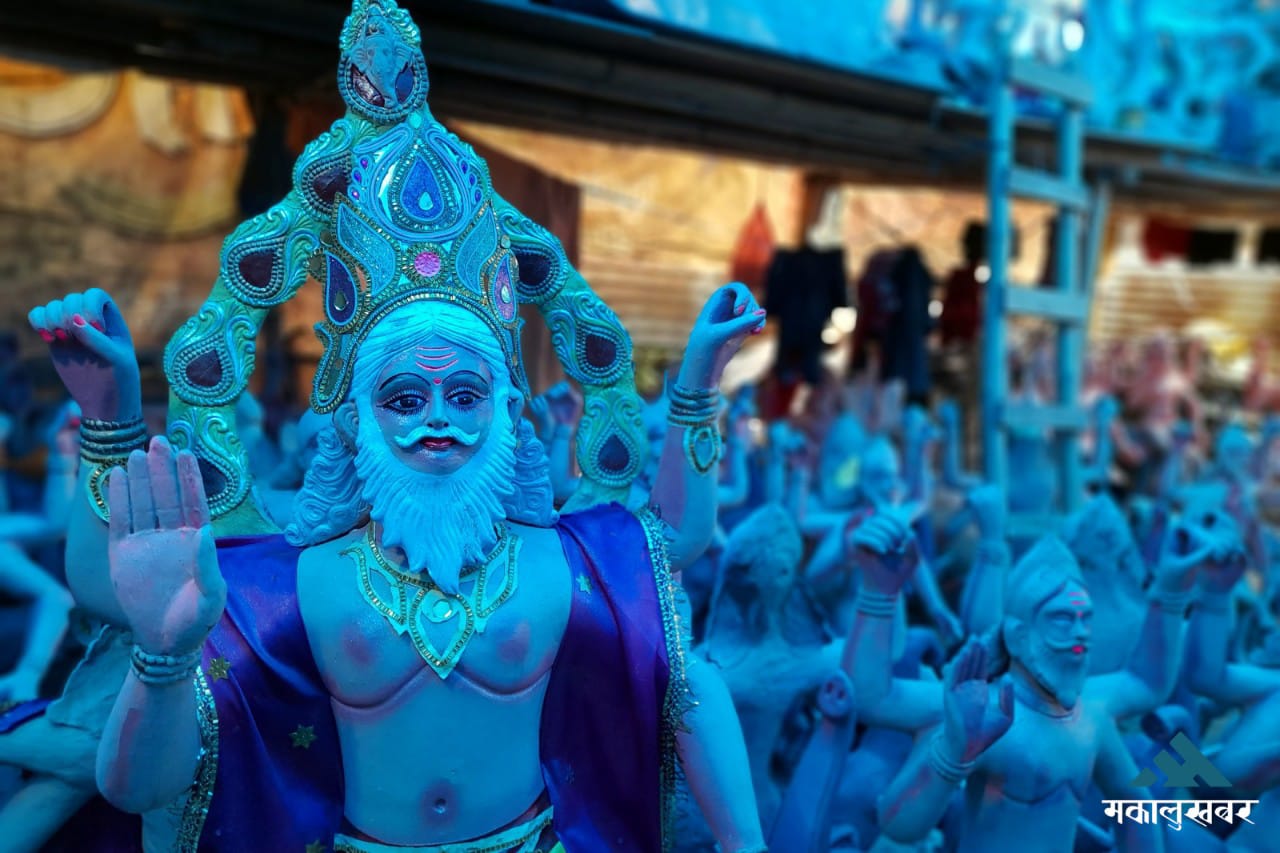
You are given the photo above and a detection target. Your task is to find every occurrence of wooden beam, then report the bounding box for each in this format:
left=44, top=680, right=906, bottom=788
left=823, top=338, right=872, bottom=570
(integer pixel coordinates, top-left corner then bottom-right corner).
left=1005, top=286, right=1089, bottom=323
left=1003, top=404, right=1087, bottom=432
left=1009, top=58, right=1092, bottom=106
left=1008, top=167, right=1089, bottom=211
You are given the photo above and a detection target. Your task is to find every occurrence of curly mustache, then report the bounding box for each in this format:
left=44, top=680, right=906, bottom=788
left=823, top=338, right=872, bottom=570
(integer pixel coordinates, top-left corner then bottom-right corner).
left=392, top=423, right=482, bottom=449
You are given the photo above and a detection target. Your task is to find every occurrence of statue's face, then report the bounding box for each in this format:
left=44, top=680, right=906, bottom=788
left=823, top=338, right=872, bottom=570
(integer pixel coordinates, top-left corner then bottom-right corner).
left=748, top=551, right=795, bottom=598
left=1217, top=430, right=1253, bottom=480
left=368, top=335, right=497, bottom=477
left=1077, top=514, right=1146, bottom=587
left=1018, top=584, right=1092, bottom=710
left=859, top=444, right=900, bottom=507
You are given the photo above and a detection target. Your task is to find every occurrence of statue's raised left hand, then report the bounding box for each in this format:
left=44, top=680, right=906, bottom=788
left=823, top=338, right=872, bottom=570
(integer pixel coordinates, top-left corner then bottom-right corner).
left=679, top=283, right=766, bottom=388
left=1159, top=514, right=1241, bottom=595
left=107, top=437, right=225, bottom=657
left=28, top=288, right=141, bottom=423
left=544, top=380, right=583, bottom=427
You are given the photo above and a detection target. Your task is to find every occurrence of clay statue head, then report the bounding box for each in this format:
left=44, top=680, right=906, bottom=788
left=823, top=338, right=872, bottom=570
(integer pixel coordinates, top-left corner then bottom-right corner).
left=1064, top=494, right=1147, bottom=588
left=721, top=502, right=804, bottom=603
left=858, top=435, right=901, bottom=509
left=818, top=412, right=868, bottom=509
left=1003, top=537, right=1091, bottom=710
left=287, top=300, right=553, bottom=593
left=1215, top=423, right=1254, bottom=482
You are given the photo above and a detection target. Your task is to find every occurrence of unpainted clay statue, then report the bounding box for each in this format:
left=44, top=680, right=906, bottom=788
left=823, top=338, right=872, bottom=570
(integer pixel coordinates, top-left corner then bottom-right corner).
left=853, top=514, right=1217, bottom=853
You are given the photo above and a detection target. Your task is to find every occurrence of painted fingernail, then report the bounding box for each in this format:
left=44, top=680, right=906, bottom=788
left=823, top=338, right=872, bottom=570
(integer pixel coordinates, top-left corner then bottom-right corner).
left=735, top=303, right=747, bottom=316
left=54, top=328, right=68, bottom=340
left=90, top=321, right=104, bottom=332
left=72, top=314, right=86, bottom=327
left=38, top=330, right=54, bottom=343
left=754, top=308, right=766, bottom=315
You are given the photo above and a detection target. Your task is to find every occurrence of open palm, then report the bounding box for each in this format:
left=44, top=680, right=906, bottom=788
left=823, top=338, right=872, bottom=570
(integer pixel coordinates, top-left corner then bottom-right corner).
left=943, top=639, right=1014, bottom=763
left=107, top=437, right=225, bottom=656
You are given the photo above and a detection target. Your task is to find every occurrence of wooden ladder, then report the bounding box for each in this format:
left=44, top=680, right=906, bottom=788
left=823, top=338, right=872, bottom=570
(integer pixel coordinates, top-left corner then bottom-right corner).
left=981, top=16, right=1112, bottom=541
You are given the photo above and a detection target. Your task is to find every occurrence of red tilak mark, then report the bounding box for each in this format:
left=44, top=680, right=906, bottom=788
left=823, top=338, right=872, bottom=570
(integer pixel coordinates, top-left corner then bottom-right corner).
left=433, top=378, right=442, bottom=385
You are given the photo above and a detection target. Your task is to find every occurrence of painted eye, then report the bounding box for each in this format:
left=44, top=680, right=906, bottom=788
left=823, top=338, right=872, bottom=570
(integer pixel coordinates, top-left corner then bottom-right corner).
left=449, top=385, right=486, bottom=408
left=386, top=394, right=424, bottom=413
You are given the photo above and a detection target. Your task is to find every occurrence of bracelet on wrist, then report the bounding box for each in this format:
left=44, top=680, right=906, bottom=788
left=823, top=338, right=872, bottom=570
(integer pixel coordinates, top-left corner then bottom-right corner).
left=928, top=733, right=976, bottom=785
left=668, top=384, right=722, bottom=474
left=130, top=646, right=202, bottom=686
left=1150, top=587, right=1192, bottom=616
left=668, top=392, right=720, bottom=428
left=856, top=588, right=898, bottom=618
left=79, top=416, right=147, bottom=464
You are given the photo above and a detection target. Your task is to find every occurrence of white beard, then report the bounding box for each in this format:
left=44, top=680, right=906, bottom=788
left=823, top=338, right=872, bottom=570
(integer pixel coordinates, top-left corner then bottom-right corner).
left=353, top=403, right=518, bottom=595
left=1023, top=643, right=1089, bottom=710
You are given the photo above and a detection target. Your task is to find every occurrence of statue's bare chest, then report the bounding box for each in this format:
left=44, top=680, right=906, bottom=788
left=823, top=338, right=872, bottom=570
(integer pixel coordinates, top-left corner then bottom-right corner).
left=297, top=523, right=573, bottom=708
left=978, top=701, right=1100, bottom=804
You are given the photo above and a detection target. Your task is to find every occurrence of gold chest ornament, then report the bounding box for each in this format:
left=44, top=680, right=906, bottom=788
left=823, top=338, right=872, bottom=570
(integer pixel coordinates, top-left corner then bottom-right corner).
left=341, top=524, right=520, bottom=679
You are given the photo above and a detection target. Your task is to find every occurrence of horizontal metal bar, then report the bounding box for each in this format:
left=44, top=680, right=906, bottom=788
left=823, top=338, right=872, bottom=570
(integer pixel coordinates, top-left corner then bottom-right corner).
left=1005, top=286, right=1089, bottom=323
left=1003, top=404, right=1087, bottom=432
left=1008, top=167, right=1089, bottom=211
left=1009, top=58, right=1093, bottom=106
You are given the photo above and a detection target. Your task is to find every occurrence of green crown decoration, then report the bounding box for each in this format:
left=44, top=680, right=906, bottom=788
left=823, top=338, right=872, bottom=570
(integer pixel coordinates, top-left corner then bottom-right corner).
left=162, top=0, right=647, bottom=532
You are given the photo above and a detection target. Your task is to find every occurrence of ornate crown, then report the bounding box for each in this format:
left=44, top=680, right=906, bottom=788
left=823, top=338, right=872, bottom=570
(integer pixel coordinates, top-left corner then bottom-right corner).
left=162, top=0, right=649, bottom=531
left=310, top=118, right=526, bottom=412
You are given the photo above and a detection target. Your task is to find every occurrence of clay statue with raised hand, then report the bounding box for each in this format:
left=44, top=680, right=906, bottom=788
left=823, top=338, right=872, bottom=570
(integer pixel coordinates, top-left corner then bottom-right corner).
left=804, top=436, right=964, bottom=649
left=10, top=4, right=772, bottom=849
left=854, top=507, right=1217, bottom=852
left=70, top=278, right=767, bottom=851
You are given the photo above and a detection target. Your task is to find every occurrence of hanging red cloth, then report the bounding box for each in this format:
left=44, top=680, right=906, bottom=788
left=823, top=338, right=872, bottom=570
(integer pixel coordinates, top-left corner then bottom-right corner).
left=729, top=202, right=777, bottom=299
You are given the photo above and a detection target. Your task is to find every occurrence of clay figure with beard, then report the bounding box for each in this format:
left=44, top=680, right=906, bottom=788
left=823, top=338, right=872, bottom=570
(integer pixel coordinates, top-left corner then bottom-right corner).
left=851, top=521, right=1212, bottom=853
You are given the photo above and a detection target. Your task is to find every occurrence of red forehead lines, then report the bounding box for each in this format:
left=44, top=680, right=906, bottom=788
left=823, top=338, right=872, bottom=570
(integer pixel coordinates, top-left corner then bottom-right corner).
left=414, top=344, right=459, bottom=375
left=1066, top=589, right=1090, bottom=610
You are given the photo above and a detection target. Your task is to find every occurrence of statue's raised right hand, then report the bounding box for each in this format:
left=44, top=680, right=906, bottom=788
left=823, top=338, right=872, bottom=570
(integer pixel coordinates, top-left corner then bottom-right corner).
left=107, top=437, right=225, bottom=656
left=28, top=288, right=141, bottom=422
left=847, top=510, right=919, bottom=595
left=941, top=639, right=1013, bottom=764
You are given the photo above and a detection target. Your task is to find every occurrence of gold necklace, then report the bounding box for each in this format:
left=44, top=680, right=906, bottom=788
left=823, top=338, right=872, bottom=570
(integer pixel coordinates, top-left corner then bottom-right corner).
left=340, top=524, right=521, bottom=679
